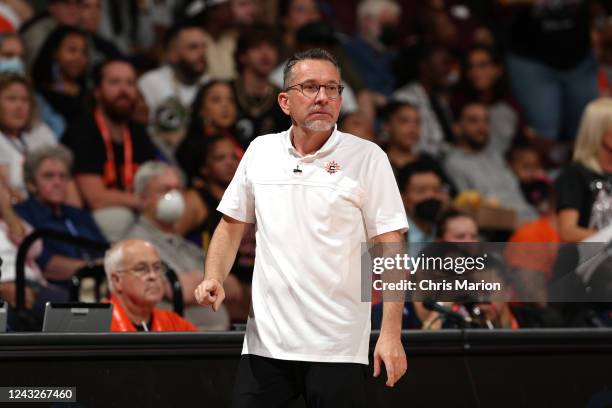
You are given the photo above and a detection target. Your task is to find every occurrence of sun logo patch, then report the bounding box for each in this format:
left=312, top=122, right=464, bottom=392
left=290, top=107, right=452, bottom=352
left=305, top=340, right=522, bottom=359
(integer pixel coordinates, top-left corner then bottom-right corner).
left=325, top=160, right=341, bottom=175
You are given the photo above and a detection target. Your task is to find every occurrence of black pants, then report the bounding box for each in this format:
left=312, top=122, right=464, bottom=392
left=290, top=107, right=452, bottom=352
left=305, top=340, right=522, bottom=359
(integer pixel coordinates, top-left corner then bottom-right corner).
left=232, top=354, right=368, bottom=408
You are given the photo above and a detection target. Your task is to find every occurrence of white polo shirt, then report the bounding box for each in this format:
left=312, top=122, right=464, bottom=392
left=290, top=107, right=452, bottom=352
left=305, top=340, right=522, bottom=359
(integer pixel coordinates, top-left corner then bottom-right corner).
left=218, top=126, right=408, bottom=364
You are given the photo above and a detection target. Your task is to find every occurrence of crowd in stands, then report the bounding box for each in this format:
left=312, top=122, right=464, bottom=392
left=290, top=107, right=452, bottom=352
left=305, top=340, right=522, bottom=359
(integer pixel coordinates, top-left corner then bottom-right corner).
left=1, top=0, right=612, bottom=332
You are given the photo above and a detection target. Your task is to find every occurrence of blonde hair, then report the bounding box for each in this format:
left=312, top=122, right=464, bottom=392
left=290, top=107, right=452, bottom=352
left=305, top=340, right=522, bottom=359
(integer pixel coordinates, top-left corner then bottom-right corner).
left=573, top=98, right=612, bottom=174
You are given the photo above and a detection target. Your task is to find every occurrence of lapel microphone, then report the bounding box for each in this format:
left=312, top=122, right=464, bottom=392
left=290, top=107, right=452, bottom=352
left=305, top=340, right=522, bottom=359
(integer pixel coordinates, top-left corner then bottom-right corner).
left=293, top=164, right=302, bottom=174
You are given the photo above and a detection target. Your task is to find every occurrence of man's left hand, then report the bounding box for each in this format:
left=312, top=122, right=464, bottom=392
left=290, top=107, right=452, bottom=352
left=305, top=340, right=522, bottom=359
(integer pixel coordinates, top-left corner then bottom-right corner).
left=373, top=332, right=407, bottom=387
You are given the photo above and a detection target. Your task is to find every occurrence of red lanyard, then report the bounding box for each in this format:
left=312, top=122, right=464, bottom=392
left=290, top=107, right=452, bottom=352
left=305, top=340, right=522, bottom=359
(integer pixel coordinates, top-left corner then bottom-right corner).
left=598, top=68, right=611, bottom=95
left=94, top=107, right=134, bottom=190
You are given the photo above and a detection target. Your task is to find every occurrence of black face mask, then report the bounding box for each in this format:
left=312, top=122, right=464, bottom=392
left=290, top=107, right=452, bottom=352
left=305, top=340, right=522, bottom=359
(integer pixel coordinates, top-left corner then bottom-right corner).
left=414, top=198, right=443, bottom=223
left=379, top=24, right=400, bottom=47
left=520, top=180, right=550, bottom=207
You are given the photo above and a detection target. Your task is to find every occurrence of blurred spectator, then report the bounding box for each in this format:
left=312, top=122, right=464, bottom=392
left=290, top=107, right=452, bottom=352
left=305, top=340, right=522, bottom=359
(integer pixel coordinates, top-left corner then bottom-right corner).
left=442, top=1, right=496, bottom=51
left=436, top=208, right=479, bottom=242
left=97, top=0, right=155, bottom=54
left=0, top=33, right=25, bottom=75
left=278, top=0, right=321, bottom=62
left=145, top=0, right=181, bottom=61
left=506, top=181, right=560, bottom=286
left=507, top=143, right=550, bottom=210
left=0, top=182, right=47, bottom=315
left=382, top=101, right=421, bottom=171
left=231, top=0, right=261, bottom=26
left=0, top=181, right=71, bottom=330
left=31, top=26, right=90, bottom=128
left=190, top=80, right=237, bottom=140
left=231, top=25, right=290, bottom=146
left=393, top=4, right=458, bottom=89
left=338, top=111, right=375, bottom=141
left=452, top=45, right=523, bottom=155
left=302, top=21, right=372, bottom=116
left=342, top=0, right=401, bottom=99
left=502, top=0, right=597, bottom=141
left=444, top=101, right=536, bottom=222
left=555, top=98, right=612, bottom=242
left=20, top=0, right=81, bottom=68
left=297, top=21, right=374, bottom=117
left=78, top=0, right=100, bottom=34
left=393, top=45, right=455, bottom=157
left=78, top=0, right=122, bottom=67
left=0, top=74, right=58, bottom=202
left=269, top=21, right=361, bottom=116
left=0, top=1, right=33, bottom=33
left=138, top=23, right=209, bottom=155
left=508, top=192, right=559, bottom=248
left=175, top=80, right=244, bottom=163
left=381, top=100, right=453, bottom=189
left=62, top=59, right=156, bottom=241
left=416, top=3, right=458, bottom=50
left=507, top=144, right=559, bottom=243
left=175, top=136, right=238, bottom=240
left=184, top=0, right=236, bottom=80
left=14, top=145, right=107, bottom=294
left=174, top=136, right=254, bottom=292
left=124, top=161, right=244, bottom=327
left=415, top=209, right=518, bottom=329
left=397, top=159, right=450, bottom=257
left=104, top=239, right=197, bottom=332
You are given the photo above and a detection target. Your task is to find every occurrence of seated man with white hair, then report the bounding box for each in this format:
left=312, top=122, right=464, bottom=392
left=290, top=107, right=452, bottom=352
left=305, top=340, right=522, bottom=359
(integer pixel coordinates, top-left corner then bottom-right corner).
left=123, top=161, right=247, bottom=329
left=105, top=239, right=196, bottom=332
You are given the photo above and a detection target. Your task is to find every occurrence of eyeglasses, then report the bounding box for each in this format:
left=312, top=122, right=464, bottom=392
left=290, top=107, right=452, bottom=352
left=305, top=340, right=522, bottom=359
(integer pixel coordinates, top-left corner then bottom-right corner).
left=118, top=262, right=167, bottom=278
left=285, top=81, right=344, bottom=100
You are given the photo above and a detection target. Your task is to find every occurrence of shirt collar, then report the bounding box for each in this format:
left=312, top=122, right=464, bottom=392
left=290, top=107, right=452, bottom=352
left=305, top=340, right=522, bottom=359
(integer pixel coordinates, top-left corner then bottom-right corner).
left=284, top=124, right=340, bottom=159
left=32, top=197, right=65, bottom=219
left=139, top=216, right=178, bottom=242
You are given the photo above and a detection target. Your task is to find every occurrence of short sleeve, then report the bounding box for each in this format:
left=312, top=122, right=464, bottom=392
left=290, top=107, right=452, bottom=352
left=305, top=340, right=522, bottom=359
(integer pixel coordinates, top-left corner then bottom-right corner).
left=443, top=154, right=472, bottom=193
left=361, top=148, right=409, bottom=239
left=555, top=165, right=584, bottom=212
left=0, top=139, right=11, bottom=164
left=62, top=119, right=106, bottom=176
left=137, top=72, right=157, bottom=111
left=130, top=125, right=156, bottom=164
left=217, top=142, right=256, bottom=223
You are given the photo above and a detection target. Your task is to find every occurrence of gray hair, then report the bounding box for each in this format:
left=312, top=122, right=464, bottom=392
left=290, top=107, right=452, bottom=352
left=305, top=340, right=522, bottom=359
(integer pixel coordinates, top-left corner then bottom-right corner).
left=24, top=144, right=73, bottom=186
left=104, top=239, right=161, bottom=292
left=133, top=161, right=182, bottom=196
left=282, top=48, right=341, bottom=89
left=104, top=241, right=124, bottom=292
left=357, top=0, right=401, bottom=21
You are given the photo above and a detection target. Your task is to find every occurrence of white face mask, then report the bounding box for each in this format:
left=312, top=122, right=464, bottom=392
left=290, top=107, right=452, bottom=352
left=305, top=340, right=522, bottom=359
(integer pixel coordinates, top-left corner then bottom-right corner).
left=155, top=190, right=185, bottom=224
left=0, top=57, right=24, bottom=75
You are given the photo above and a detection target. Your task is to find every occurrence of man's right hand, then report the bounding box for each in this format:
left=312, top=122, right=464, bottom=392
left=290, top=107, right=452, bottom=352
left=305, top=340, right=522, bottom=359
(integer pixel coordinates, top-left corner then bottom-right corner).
left=194, top=278, right=225, bottom=311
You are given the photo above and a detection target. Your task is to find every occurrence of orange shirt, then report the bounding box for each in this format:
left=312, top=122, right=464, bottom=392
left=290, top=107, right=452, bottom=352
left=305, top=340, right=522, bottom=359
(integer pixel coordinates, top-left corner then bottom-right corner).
left=505, top=217, right=561, bottom=281
left=108, top=294, right=197, bottom=332
left=598, top=68, right=611, bottom=97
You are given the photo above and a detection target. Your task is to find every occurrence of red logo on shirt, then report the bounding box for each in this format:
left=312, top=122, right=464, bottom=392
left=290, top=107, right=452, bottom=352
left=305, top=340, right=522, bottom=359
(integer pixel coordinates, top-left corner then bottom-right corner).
left=325, top=160, right=341, bottom=174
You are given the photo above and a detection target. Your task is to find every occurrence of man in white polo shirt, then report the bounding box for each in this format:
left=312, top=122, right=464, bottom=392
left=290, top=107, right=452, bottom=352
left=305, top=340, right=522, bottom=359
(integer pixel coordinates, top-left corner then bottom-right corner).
left=195, top=48, right=408, bottom=407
